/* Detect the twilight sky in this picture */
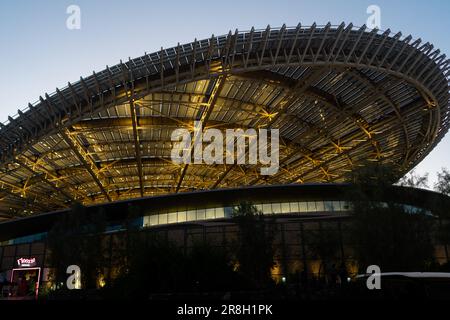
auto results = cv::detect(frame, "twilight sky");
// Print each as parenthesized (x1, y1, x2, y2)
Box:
(0, 0, 448, 187)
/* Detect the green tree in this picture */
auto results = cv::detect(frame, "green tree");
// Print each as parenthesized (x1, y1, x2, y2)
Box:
(106, 234, 186, 298)
(345, 162, 435, 272)
(105, 235, 239, 299)
(232, 202, 277, 289)
(435, 168, 450, 196)
(184, 242, 240, 293)
(306, 223, 341, 279)
(433, 167, 450, 263)
(397, 170, 429, 189)
(350, 202, 434, 271)
(47, 204, 107, 290)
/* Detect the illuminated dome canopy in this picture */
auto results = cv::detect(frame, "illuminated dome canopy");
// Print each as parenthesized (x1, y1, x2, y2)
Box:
(0, 23, 449, 219)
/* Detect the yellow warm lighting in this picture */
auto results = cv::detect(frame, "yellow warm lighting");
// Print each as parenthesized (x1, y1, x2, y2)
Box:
(97, 274, 106, 288)
(270, 262, 282, 283)
(259, 110, 278, 120)
(309, 260, 321, 277)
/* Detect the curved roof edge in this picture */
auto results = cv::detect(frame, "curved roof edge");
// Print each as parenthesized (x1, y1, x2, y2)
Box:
(0, 23, 449, 166)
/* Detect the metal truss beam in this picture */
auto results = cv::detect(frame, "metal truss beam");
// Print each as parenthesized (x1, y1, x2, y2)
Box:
(16, 154, 89, 202)
(15, 157, 74, 204)
(59, 128, 112, 202)
(176, 74, 227, 192)
(211, 68, 329, 188)
(346, 69, 411, 165)
(0, 24, 448, 216)
(244, 94, 426, 187)
(234, 69, 382, 154)
(129, 99, 144, 197)
(0, 178, 53, 213)
(274, 99, 426, 184)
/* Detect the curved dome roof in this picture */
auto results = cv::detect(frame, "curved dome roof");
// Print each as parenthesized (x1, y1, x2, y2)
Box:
(0, 23, 449, 219)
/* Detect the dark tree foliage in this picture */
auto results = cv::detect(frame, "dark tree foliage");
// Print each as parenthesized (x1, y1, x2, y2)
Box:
(232, 202, 277, 289)
(435, 168, 450, 196)
(350, 203, 434, 271)
(345, 162, 435, 272)
(104, 235, 240, 299)
(397, 170, 429, 189)
(306, 223, 342, 278)
(102, 202, 280, 298)
(121, 204, 144, 272)
(432, 168, 450, 263)
(184, 241, 242, 292)
(107, 234, 185, 298)
(47, 203, 107, 290)
(102, 204, 242, 298)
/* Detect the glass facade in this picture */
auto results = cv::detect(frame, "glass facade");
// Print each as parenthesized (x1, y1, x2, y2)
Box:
(0, 201, 431, 246)
(142, 200, 350, 228)
(0, 232, 47, 246)
(0, 195, 446, 284)
(1, 216, 447, 285)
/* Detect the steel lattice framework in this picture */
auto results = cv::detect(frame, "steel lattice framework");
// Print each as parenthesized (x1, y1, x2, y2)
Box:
(0, 23, 449, 219)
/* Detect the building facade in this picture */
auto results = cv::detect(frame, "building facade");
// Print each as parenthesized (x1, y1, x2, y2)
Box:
(0, 23, 449, 295)
(0, 184, 449, 291)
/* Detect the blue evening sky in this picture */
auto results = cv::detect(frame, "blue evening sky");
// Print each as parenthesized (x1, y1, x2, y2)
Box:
(0, 0, 448, 187)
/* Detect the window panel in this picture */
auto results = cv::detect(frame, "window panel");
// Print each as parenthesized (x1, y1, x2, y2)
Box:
(299, 202, 308, 212)
(158, 213, 168, 225)
(215, 207, 225, 218)
(315, 201, 325, 212)
(290, 202, 299, 212)
(206, 208, 215, 219)
(187, 210, 196, 221)
(307, 201, 317, 212)
(262, 203, 272, 214)
(196, 209, 206, 220)
(178, 211, 187, 222)
(150, 215, 158, 226)
(324, 201, 334, 211)
(272, 203, 282, 214)
(168, 212, 177, 224)
(332, 201, 341, 211)
(281, 202, 290, 213)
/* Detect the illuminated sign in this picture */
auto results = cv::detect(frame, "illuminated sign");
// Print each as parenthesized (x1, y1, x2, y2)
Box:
(16, 257, 36, 267)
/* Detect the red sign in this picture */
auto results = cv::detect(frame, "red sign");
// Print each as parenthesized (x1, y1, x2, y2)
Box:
(16, 257, 36, 267)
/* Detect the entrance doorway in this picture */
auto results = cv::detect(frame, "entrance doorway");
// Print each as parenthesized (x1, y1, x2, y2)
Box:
(10, 267, 41, 299)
